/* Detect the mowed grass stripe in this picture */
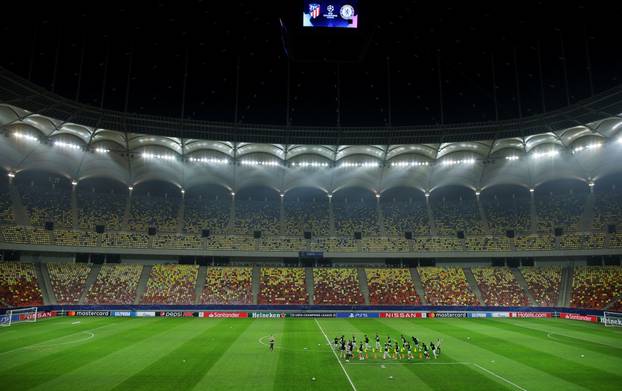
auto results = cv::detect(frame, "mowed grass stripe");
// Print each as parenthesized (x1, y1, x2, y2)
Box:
(488, 319, 622, 358)
(31, 318, 227, 391)
(391, 318, 587, 391)
(0, 318, 176, 390)
(0, 317, 123, 354)
(504, 319, 622, 349)
(0, 318, 144, 372)
(357, 318, 515, 391)
(111, 319, 253, 391)
(190, 318, 287, 391)
(438, 318, 622, 390)
(273, 319, 354, 391)
(453, 319, 622, 378)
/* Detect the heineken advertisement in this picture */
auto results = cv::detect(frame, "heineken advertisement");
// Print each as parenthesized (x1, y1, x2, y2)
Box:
(249, 312, 287, 318)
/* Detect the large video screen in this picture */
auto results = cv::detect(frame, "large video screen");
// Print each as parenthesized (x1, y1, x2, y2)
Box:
(303, 1, 359, 29)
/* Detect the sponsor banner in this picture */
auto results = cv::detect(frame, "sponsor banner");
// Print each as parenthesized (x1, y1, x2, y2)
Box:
(428, 312, 467, 318)
(602, 317, 622, 326)
(380, 312, 426, 319)
(337, 312, 380, 318)
(468, 312, 490, 318)
(113, 311, 132, 317)
(287, 312, 336, 318)
(74, 310, 110, 317)
(183, 312, 195, 317)
(135, 311, 156, 317)
(157, 311, 183, 317)
(19, 310, 57, 321)
(510, 312, 552, 318)
(560, 313, 598, 323)
(250, 312, 287, 318)
(492, 312, 510, 318)
(203, 312, 248, 318)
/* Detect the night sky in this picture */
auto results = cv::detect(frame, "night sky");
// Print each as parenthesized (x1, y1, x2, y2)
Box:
(1, 1, 619, 127)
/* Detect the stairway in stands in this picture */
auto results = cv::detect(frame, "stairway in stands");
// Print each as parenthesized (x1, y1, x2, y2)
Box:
(410, 268, 428, 305)
(580, 191, 595, 232)
(34, 262, 54, 305)
(558, 266, 574, 307)
(8, 181, 29, 225)
(305, 267, 315, 305)
(194, 265, 207, 304)
(511, 268, 536, 306)
(71, 190, 79, 230)
(252, 265, 260, 305)
(78, 264, 102, 304)
(463, 268, 485, 305)
(357, 268, 370, 305)
(134, 265, 152, 304)
(176, 197, 186, 234)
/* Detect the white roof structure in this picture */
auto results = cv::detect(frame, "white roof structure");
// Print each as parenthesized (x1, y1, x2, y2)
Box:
(1, 67, 622, 196)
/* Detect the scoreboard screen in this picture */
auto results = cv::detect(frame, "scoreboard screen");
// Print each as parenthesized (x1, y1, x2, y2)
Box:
(303, 1, 359, 28)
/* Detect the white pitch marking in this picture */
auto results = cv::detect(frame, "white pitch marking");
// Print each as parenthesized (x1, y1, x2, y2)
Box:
(345, 361, 470, 366)
(472, 363, 527, 391)
(314, 319, 357, 391)
(29, 331, 95, 349)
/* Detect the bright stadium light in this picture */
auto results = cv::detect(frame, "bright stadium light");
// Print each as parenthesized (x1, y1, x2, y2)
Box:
(532, 150, 559, 160)
(7, 172, 15, 178)
(54, 140, 82, 151)
(424, 192, 430, 198)
(13, 132, 39, 142)
(188, 157, 229, 165)
(280, 193, 284, 198)
(291, 161, 329, 168)
(391, 161, 429, 168)
(505, 155, 519, 161)
(573, 143, 602, 154)
(231, 192, 235, 196)
(240, 159, 280, 167)
(375, 193, 381, 199)
(142, 152, 176, 161)
(94, 147, 110, 154)
(327, 193, 333, 199)
(128, 186, 134, 191)
(71, 180, 78, 186)
(339, 161, 379, 168)
(475, 190, 481, 196)
(441, 158, 476, 167)
(180, 188, 185, 194)
(529, 188, 535, 193)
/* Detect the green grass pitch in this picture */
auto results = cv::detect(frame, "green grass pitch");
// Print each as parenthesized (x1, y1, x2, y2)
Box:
(0, 316, 621, 390)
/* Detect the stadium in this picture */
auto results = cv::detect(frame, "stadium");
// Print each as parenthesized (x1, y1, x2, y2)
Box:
(1, 1, 621, 390)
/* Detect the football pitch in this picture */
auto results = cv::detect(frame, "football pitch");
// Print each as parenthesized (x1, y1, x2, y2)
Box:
(1, 317, 621, 390)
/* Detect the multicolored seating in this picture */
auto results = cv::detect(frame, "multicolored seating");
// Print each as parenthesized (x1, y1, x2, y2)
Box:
(382, 199, 430, 236)
(18, 175, 73, 228)
(258, 267, 308, 304)
(85, 264, 143, 304)
(48, 263, 92, 304)
(128, 194, 180, 233)
(520, 267, 561, 306)
(570, 266, 622, 309)
(333, 198, 379, 236)
(535, 190, 587, 233)
(313, 268, 364, 305)
(471, 267, 529, 306)
(200, 267, 253, 304)
(417, 267, 478, 305)
(283, 196, 330, 237)
(366, 268, 420, 305)
(0, 262, 43, 308)
(482, 191, 531, 235)
(431, 195, 485, 236)
(231, 198, 280, 236)
(184, 194, 230, 235)
(77, 189, 126, 231)
(142, 264, 198, 304)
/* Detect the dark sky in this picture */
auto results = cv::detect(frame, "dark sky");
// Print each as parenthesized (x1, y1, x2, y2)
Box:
(1, 1, 619, 127)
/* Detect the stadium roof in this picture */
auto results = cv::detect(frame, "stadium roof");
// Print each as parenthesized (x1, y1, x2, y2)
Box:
(1, 67, 622, 194)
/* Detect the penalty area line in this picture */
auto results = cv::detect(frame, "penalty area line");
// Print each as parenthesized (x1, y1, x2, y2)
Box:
(314, 319, 357, 391)
(472, 363, 527, 391)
